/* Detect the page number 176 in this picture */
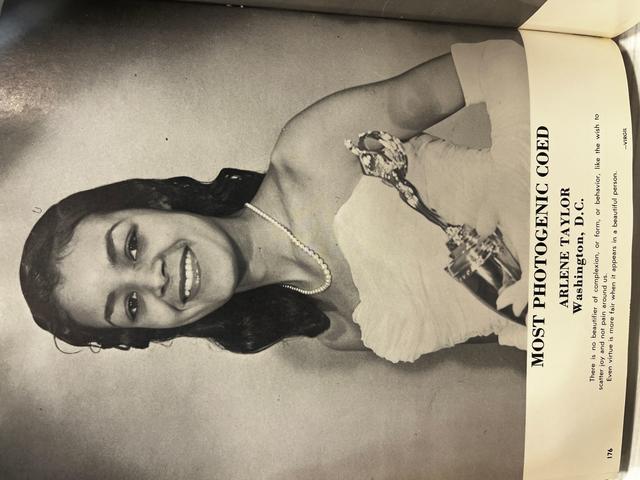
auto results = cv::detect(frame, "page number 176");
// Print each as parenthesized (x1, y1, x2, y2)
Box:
(606, 448, 614, 459)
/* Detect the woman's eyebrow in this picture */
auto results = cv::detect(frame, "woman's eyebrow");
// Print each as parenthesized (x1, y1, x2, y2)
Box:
(104, 291, 116, 326)
(103, 219, 123, 327)
(105, 220, 123, 266)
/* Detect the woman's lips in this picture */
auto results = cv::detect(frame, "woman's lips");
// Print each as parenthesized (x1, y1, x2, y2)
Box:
(179, 245, 201, 304)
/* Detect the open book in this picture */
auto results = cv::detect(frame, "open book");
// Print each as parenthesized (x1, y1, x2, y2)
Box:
(1, 0, 638, 479)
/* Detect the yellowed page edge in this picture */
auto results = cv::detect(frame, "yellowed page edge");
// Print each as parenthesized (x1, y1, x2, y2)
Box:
(521, 0, 640, 39)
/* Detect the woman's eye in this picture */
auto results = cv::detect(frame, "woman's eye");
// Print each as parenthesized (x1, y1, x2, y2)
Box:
(126, 292, 139, 322)
(126, 228, 138, 261)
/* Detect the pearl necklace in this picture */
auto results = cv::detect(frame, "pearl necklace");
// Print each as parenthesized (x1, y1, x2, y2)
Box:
(244, 202, 332, 295)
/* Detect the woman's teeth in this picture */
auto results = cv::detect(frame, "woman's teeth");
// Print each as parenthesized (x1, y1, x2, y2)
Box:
(180, 246, 201, 304)
(184, 252, 194, 299)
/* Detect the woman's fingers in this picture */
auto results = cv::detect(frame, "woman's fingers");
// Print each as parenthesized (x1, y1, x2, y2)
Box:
(496, 279, 528, 318)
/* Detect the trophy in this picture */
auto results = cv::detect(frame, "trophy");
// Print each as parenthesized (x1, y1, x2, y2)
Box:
(345, 131, 526, 325)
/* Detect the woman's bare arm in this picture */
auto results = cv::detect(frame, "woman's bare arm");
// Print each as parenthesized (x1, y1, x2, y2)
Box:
(274, 53, 464, 165)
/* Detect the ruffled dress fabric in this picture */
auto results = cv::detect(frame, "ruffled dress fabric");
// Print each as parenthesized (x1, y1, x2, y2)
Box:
(333, 40, 529, 363)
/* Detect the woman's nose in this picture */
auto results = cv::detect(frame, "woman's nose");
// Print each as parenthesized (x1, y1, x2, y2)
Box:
(126, 258, 167, 297)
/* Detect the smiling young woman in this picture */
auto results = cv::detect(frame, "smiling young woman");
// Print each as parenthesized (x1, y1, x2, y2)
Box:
(20, 39, 530, 363)
(21, 170, 333, 353)
(55, 209, 237, 330)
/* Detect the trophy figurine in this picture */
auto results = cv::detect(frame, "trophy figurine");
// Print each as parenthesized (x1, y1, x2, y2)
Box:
(345, 130, 526, 325)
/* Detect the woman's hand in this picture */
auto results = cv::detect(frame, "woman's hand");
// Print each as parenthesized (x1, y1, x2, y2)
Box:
(497, 278, 528, 318)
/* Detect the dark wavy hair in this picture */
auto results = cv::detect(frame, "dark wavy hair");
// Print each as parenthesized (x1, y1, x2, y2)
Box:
(20, 168, 330, 353)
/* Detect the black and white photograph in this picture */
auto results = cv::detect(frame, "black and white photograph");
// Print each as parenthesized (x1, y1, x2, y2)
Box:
(16, 0, 640, 478)
(6, 0, 639, 478)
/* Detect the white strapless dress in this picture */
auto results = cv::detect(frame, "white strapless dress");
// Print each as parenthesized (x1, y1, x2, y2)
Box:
(333, 40, 529, 363)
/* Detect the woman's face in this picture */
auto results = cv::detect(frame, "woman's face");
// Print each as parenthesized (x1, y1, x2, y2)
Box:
(55, 209, 239, 330)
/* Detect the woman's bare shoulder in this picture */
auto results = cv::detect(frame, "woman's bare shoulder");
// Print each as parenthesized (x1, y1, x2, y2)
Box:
(272, 113, 341, 165)
(269, 116, 363, 198)
(270, 107, 312, 158)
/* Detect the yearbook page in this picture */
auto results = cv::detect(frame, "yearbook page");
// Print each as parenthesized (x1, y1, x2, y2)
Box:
(521, 30, 633, 480)
(0, 1, 636, 479)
